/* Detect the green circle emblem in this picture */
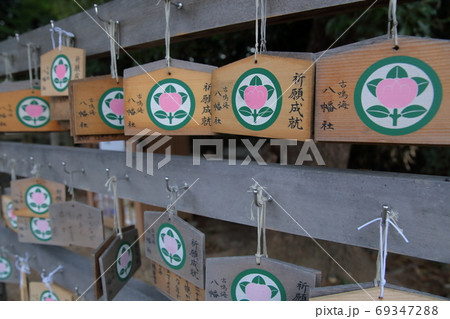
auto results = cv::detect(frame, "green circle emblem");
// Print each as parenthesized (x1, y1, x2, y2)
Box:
(98, 87, 124, 129)
(230, 268, 286, 301)
(51, 54, 72, 92)
(157, 223, 186, 270)
(16, 96, 50, 128)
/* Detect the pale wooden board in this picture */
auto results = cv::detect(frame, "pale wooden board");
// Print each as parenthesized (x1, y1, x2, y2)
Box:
(0, 253, 20, 284)
(11, 178, 66, 218)
(17, 216, 66, 246)
(92, 232, 116, 299)
(49, 201, 105, 248)
(29, 282, 74, 301)
(1, 195, 17, 232)
(124, 59, 215, 135)
(98, 227, 141, 301)
(40, 46, 86, 96)
(147, 261, 205, 301)
(0, 89, 63, 132)
(144, 211, 205, 289)
(0, 80, 30, 93)
(315, 36, 450, 144)
(70, 75, 124, 135)
(311, 286, 444, 301)
(49, 96, 70, 121)
(206, 256, 320, 301)
(211, 53, 314, 140)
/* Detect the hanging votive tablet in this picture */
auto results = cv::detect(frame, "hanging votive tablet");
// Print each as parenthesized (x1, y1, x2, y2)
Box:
(206, 256, 320, 301)
(124, 59, 216, 135)
(211, 52, 315, 140)
(0, 83, 63, 132)
(315, 36, 450, 144)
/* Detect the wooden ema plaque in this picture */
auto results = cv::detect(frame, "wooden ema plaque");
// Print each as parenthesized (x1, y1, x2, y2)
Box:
(50, 96, 70, 120)
(206, 256, 321, 301)
(29, 282, 74, 301)
(315, 36, 450, 144)
(11, 177, 66, 218)
(0, 88, 63, 132)
(98, 226, 141, 301)
(0, 252, 20, 284)
(144, 211, 205, 289)
(17, 216, 64, 246)
(1, 194, 18, 232)
(211, 53, 314, 140)
(92, 232, 116, 299)
(49, 201, 105, 248)
(69, 76, 125, 136)
(40, 46, 86, 96)
(124, 59, 216, 135)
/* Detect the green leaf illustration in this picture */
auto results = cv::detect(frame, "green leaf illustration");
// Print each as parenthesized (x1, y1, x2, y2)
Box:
(265, 85, 274, 100)
(412, 77, 429, 96)
(154, 110, 168, 119)
(161, 248, 169, 257)
(36, 188, 42, 193)
(239, 281, 250, 293)
(58, 59, 63, 65)
(367, 78, 382, 97)
(63, 77, 68, 83)
(54, 66, 58, 72)
(115, 92, 124, 99)
(239, 85, 248, 100)
(41, 204, 48, 209)
(105, 99, 112, 107)
(173, 110, 187, 119)
(31, 100, 38, 105)
(401, 105, 427, 118)
(23, 116, 32, 121)
(45, 230, 51, 235)
(366, 105, 390, 118)
(22, 105, 27, 111)
(30, 203, 37, 208)
(179, 92, 188, 104)
(161, 233, 166, 241)
(54, 78, 60, 84)
(35, 229, 41, 234)
(240, 299, 250, 301)
(153, 93, 162, 104)
(106, 113, 118, 120)
(268, 285, 279, 298)
(176, 239, 181, 250)
(258, 107, 273, 118)
(238, 106, 252, 117)
(252, 275, 265, 285)
(165, 85, 176, 93)
(250, 75, 263, 86)
(38, 116, 47, 121)
(120, 269, 125, 275)
(386, 66, 408, 79)
(172, 254, 181, 262)
(166, 229, 174, 238)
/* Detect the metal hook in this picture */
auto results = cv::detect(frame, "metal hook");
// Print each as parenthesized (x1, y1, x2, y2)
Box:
(171, 1, 183, 9)
(50, 20, 55, 30)
(105, 168, 129, 181)
(62, 162, 85, 175)
(94, 4, 120, 25)
(15, 33, 27, 48)
(381, 204, 389, 225)
(165, 176, 188, 194)
(253, 189, 272, 207)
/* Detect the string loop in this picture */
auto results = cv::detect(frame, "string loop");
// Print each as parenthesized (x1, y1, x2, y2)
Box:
(50, 26, 75, 51)
(165, 0, 172, 74)
(15, 253, 30, 288)
(249, 184, 270, 265)
(41, 265, 63, 295)
(388, 0, 399, 49)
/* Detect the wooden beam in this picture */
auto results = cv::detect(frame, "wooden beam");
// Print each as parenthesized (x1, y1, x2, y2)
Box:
(0, 0, 390, 77)
(0, 141, 448, 264)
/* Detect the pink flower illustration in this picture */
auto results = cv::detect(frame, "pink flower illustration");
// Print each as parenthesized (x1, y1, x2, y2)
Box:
(376, 78, 418, 109)
(36, 219, 50, 233)
(245, 283, 272, 301)
(159, 93, 182, 113)
(163, 235, 178, 255)
(244, 86, 268, 110)
(110, 98, 124, 116)
(31, 192, 46, 205)
(25, 104, 44, 118)
(120, 250, 131, 267)
(8, 207, 17, 222)
(55, 64, 67, 80)
(44, 297, 56, 301)
(0, 263, 7, 272)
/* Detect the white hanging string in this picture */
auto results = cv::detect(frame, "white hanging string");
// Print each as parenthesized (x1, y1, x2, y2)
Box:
(260, 0, 267, 53)
(358, 208, 408, 298)
(167, 188, 177, 218)
(1, 53, 13, 82)
(26, 43, 40, 88)
(14, 253, 30, 289)
(254, 0, 260, 61)
(41, 265, 63, 295)
(50, 26, 75, 51)
(68, 171, 75, 202)
(165, 0, 172, 73)
(249, 184, 269, 265)
(388, 0, 399, 48)
(105, 176, 123, 239)
(8, 159, 16, 181)
(31, 163, 40, 178)
(105, 20, 119, 83)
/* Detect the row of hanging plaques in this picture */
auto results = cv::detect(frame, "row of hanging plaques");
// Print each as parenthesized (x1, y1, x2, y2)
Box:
(1, 35, 449, 144)
(0, 175, 321, 301)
